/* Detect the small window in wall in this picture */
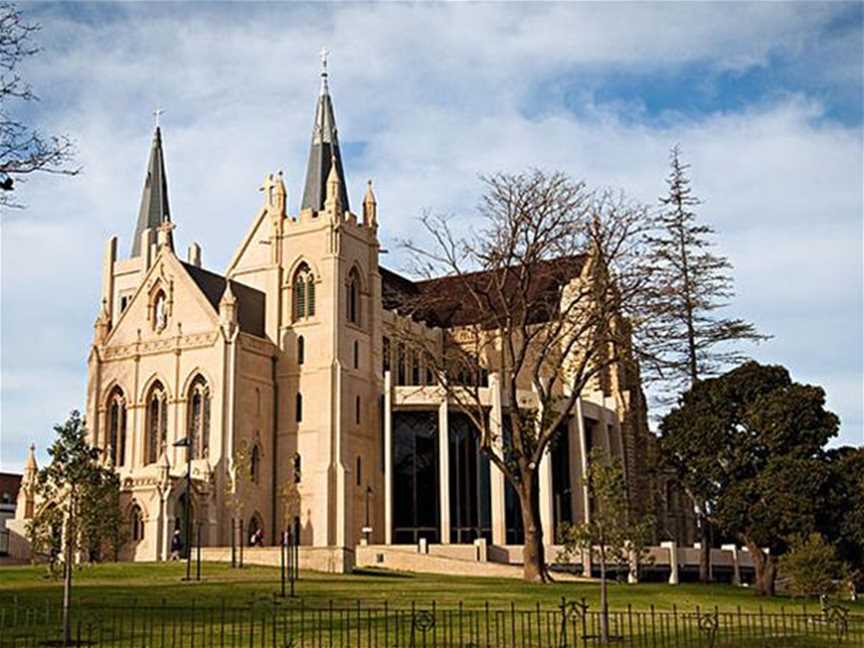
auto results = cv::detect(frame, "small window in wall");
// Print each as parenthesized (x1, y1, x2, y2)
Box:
(120, 294, 131, 313)
(356, 456, 362, 486)
(250, 445, 261, 484)
(353, 340, 359, 370)
(297, 336, 305, 365)
(295, 393, 303, 422)
(355, 395, 361, 425)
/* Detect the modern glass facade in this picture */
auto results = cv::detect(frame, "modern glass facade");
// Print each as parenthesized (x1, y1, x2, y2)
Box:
(392, 411, 440, 543)
(448, 413, 491, 543)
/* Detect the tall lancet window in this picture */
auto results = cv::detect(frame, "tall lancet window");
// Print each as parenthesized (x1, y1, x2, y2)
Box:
(347, 268, 360, 325)
(107, 387, 127, 467)
(293, 264, 316, 320)
(187, 376, 211, 459)
(146, 381, 168, 465)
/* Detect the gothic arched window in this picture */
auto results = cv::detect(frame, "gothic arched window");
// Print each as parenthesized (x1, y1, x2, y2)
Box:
(146, 381, 168, 465)
(107, 387, 127, 467)
(130, 504, 144, 541)
(347, 268, 361, 325)
(250, 445, 261, 484)
(297, 336, 305, 365)
(292, 264, 316, 321)
(295, 393, 303, 423)
(187, 376, 210, 460)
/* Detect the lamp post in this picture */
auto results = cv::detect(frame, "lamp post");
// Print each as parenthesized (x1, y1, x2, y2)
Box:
(173, 436, 192, 581)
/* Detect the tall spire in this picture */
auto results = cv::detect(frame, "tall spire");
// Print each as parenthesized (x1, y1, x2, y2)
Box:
(130, 123, 171, 257)
(300, 50, 350, 213)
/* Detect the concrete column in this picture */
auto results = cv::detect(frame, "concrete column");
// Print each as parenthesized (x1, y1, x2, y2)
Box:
(662, 540, 679, 584)
(384, 370, 393, 545)
(567, 415, 583, 523)
(627, 543, 639, 584)
(575, 398, 590, 525)
(489, 373, 506, 545)
(533, 381, 554, 546)
(722, 543, 741, 586)
(438, 399, 450, 544)
(538, 450, 554, 545)
(474, 537, 488, 562)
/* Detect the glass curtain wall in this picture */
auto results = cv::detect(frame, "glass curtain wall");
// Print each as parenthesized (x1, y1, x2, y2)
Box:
(448, 413, 491, 543)
(393, 411, 440, 543)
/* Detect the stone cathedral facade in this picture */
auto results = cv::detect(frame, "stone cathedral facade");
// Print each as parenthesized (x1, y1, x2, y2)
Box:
(14, 64, 690, 565)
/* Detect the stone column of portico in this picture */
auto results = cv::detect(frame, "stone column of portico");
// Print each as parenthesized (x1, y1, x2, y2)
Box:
(489, 372, 506, 546)
(384, 370, 393, 545)
(534, 383, 555, 547)
(538, 452, 555, 545)
(575, 398, 592, 575)
(438, 397, 451, 544)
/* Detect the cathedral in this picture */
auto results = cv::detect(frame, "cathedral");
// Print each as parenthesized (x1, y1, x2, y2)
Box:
(12, 61, 686, 566)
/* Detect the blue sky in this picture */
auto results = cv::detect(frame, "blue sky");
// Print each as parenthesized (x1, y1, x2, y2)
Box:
(1, 2, 862, 472)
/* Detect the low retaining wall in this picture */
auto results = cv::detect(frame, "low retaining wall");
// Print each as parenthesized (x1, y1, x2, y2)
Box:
(356, 544, 525, 578)
(199, 546, 355, 574)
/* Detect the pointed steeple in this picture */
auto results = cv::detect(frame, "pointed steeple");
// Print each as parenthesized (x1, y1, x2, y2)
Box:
(130, 125, 171, 257)
(301, 50, 350, 213)
(363, 179, 377, 228)
(24, 443, 38, 480)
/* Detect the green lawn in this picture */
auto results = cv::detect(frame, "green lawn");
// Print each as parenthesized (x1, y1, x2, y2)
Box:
(0, 563, 861, 647)
(0, 561, 860, 614)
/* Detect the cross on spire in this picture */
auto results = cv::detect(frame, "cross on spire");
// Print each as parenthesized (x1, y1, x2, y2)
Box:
(319, 47, 330, 95)
(153, 107, 165, 128)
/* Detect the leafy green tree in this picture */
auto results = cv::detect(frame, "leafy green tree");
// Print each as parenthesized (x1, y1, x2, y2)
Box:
(659, 362, 838, 596)
(27, 411, 123, 644)
(641, 146, 767, 582)
(558, 449, 654, 642)
(822, 447, 864, 572)
(780, 533, 846, 598)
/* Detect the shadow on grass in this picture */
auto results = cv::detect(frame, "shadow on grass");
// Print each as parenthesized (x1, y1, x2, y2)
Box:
(351, 568, 414, 579)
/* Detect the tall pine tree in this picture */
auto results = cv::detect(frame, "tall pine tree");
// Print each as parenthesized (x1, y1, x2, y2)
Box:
(641, 145, 767, 582)
(641, 145, 765, 392)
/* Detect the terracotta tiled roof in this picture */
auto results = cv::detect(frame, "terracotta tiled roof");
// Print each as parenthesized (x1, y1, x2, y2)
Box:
(381, 255, 586, 328)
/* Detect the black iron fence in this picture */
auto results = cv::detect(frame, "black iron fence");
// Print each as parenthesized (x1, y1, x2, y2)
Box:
(0, 597, 861, 647)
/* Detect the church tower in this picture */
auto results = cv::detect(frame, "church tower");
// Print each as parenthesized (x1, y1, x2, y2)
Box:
(227, 53, 384, 549)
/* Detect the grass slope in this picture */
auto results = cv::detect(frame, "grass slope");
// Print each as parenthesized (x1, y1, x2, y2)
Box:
(1, 562, 860, 614)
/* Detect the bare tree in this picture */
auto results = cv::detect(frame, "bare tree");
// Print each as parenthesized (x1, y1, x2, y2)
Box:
(639, 145, 767, 583)
(0, 2, 78, 207)
(392, 170, 656, 582)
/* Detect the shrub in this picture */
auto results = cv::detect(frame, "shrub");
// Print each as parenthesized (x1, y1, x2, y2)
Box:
(779, 533, 846, 597)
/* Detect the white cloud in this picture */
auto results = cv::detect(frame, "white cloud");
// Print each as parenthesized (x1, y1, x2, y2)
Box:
(1, 2, 861, 471)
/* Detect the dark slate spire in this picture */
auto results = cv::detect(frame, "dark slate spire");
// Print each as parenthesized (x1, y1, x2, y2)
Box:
(300, 51, 350, 212)
(130, 125, 171, 257)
